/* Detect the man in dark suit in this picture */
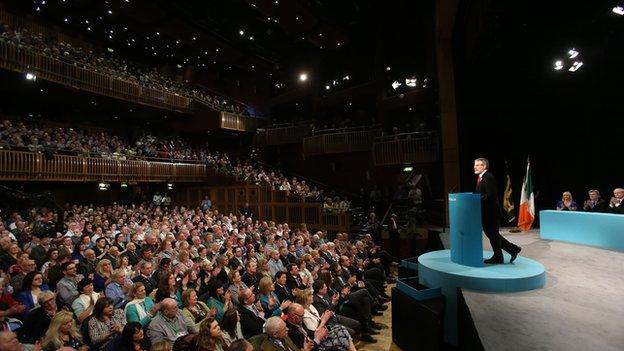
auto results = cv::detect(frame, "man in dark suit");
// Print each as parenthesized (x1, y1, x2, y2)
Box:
(237, 288, 266, 339)
(583, 189, 608, 212)
(609, 188, 624, 214)
(474, 158, 521, 264)
(312, 280, 368, 341)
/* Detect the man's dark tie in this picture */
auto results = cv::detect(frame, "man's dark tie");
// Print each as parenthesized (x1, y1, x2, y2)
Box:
(476, 176, 481, 187)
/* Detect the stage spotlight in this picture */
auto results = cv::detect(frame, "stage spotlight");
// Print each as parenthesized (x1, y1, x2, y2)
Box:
(613, 6, 624, 15)
(569, 61, 583, 72)
(405, 78, 417, 87)
(568, 48, 579, 59)
(25, 73, 37, 81)
(391, 81, 402, 90)
(299, 73, 308, 82)
(167, 183, 174, 190)
(554, 60, 563, 70)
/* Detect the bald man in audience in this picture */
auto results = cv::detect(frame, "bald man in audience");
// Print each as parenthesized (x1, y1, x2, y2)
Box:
(609, 188, 624, 214)
(147, 298, 198, 344)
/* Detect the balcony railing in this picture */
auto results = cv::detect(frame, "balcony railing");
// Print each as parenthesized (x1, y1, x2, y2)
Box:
(0, 150, 209, 182)
(219, 112, 258, 132)
(372, 132, 439, 165)
(0, 38, 193, 113)
(176, 184, 352, 233)
(254, 123, 312, 147)
(302, 129, 382, 157)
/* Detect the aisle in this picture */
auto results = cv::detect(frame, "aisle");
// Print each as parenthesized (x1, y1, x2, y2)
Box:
(358, 283, 402, 351)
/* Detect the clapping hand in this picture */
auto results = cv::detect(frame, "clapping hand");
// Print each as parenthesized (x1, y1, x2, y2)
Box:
(321, 310, 333, 323)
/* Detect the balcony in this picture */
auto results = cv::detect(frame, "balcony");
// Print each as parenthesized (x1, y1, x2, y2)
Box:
(0, 149, 209, 182)
(302, 127, 382, 157)
(254, 122, 312, 147)
(372, 132, 439, 165)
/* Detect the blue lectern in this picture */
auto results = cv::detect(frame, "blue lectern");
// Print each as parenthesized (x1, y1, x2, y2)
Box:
(448, 193, 483, 267)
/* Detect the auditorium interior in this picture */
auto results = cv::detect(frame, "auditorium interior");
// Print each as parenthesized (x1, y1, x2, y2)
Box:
(0, 0, 623, 350)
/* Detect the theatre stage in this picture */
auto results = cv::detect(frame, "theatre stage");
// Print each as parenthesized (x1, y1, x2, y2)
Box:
(460, 229, 624, 351)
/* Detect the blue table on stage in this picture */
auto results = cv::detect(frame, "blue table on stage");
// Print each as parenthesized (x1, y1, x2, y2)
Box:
(540, 210, 624, 251)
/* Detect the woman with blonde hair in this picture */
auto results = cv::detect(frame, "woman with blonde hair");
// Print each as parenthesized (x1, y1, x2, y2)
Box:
(93, 259, 113, 292)
(42, 310, 86, 351)
(258, 276, 291, 319)
(197, 316, 225, 351)
(556, 191, 578, 211)
(257, 258, 271, 279)
(125, 282, 159, 326)
(181, 288, 213, 329)
(294, 289, 356, 351)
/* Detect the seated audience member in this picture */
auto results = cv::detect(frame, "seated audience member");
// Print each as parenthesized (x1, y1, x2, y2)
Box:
(259, 316, 305, 351)
(294, 290, 357, 351)
(105, 269, 131, 308)
(19, 291, 57, 344)
(258, 276, 291, 319)
(206, 280, 232, 322)
(93, 259, 113, 292)
(15, 271, 49, 314)
(273, 271, 293, 303)
(78, 249, 97, 278)
(609, 188, 624, 214)
(87, 297, 127, 347)
(132, 261, 157, 295)
(181, 289, 212, 329)
(71, 278, 99, 323)
(0, 303, 22, 332)
(0, 331, 24, 351)
(228, 339, 254, 351)
(219, 307, 244, 347)
(227, 269, 249, 307)
(197, 316, 226, 351)
(583, 189, 607, 212)
(312, 279, 363, 340)
(56, 261, 82, 306)
(125, 282, 159, 327)
(147, 298, 198, 345)
(237, 288, 266, 339)
(103, 321, 150, 351)
(41, 310, 86, 351)
(556, 191, 578, 211)
(154, 272, 182, 306)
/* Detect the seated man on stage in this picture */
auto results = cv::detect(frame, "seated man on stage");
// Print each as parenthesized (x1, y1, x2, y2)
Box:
(474, 158, 522, 264)
(609, 188, 624, 214)
(583, 189, 607, 212)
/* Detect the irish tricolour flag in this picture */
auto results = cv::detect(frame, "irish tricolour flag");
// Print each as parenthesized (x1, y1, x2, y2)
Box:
(517, 158, 535, 231)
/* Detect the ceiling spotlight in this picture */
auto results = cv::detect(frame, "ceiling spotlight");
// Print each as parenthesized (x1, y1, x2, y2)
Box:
(422, 78, 428, 88)
(337, 42, 341, 46)
(554, 60, 564, 70)
(343, 75, 350, 81)
(107, 9, 113, 14)
(569, 61, 583, 72)
(239, 29, 245, 36)
(295, 16, 300, 21)
(63, 18, 69, 23)
(613, 6, 624, 15)
(251, 3, 257, 8)
(25, 73, 37, 81)
(87, 27, 91, 31)
(167, 183, 174, 190)
(391, 81, 402, 90)
(98, 182, 110, 191)
(405, 78, 417, 87)
(299, 73, 308, 82)
(385, 66, 391, 71)
(192, 36, 197, 40)
(120, 182, 128, 188)
(325, 85, 330, 90)
(568, 48, 579, 59)
(249, 36, 254, 40)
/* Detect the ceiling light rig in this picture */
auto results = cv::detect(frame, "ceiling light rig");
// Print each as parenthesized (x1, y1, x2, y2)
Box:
(553, 48, 583, 72)
(613, 6, 624, 15)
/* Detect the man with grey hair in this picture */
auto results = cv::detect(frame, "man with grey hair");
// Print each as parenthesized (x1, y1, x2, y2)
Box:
(147, 298, 198, 344)
(268, 250, 285, 278)
(260, 316, 302, 351)
(474, 157, 521, 264)
(583, 189, 607, 212)
(609, 187, 624, 214)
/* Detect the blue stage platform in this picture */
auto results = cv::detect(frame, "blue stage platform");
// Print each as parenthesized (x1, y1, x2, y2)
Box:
(540, 210, 624, 251)
(415, 249, 546, 345)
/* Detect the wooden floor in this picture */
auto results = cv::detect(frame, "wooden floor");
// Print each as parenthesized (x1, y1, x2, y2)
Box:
(357, 283, 402, 351)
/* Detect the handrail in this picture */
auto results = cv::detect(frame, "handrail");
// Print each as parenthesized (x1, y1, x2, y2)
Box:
(303, 129, 382, 157)
(372, 135, 439, 165)
(374, 131, 437, 142)
(0, 150, 208, 182)
(311, 124, 382, 136)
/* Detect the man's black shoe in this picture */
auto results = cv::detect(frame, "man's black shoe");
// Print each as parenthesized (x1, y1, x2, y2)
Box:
(510, 247, 522, 263)
(378, 296, 390, 303)
(360, 334, 378, 343)
(375, 304, 388, 311)
(370, 321, 383, 329)
(484, 256, 504, 264)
